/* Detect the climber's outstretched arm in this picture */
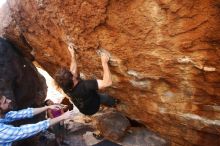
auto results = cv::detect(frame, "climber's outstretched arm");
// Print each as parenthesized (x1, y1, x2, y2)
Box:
(68, 45, 79, 78)
(97, 53, 112, 89)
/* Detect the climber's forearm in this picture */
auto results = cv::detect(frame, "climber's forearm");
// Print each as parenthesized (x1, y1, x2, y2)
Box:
(102, 62, 112, 87)
(70, 54, 78, 77)
(69, 48, 79, 78)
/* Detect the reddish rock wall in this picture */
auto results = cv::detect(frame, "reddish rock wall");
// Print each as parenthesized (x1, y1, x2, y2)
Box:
(1, 0, 220, 145)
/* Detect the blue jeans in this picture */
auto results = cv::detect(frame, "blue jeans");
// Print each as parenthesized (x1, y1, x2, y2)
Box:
(98, 93, 116, 107)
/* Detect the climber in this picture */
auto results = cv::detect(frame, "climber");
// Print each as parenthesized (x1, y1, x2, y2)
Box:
(0, 95, 74, 146)
(54, 45, 119, 116)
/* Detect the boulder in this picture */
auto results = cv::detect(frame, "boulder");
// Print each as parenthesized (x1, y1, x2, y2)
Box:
(0, 37, 46, 109)
(94, 111, 130, 141)
(1, 0, 220, 145)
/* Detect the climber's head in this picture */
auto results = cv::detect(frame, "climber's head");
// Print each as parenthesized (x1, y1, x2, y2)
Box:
(44, 99, 54, 106)
(55, 68, 73, 91)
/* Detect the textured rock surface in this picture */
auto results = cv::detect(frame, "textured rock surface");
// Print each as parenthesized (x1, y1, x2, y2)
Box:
(0, 37, 47, 146)
(121, 127, 167, 146)
(1, 0, 220, 145)
(94, 110, 131, 141)
(0, 38, 46, 109)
